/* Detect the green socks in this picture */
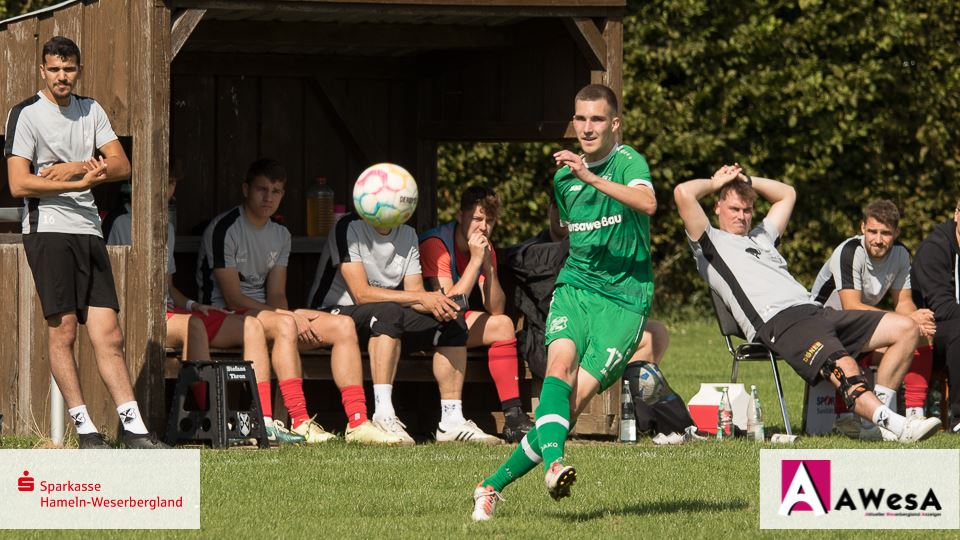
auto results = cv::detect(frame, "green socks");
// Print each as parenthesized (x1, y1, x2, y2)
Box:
(535, 376, 573, 470)
(482, 428, 542, 492)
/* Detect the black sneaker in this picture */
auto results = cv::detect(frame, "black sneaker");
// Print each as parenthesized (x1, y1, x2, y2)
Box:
(78, 432, 112, 449)
(122, 431, 172, 449)
(502, 407, 534, 443)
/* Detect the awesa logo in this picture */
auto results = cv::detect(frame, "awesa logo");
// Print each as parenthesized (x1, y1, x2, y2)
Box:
(779, 459, 943, 516)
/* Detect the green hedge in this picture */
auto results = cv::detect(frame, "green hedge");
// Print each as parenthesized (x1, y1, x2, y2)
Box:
(438, 0, 960, 316)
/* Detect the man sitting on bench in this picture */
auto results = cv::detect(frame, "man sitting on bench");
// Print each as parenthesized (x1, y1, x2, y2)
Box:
(419, 185, 533, 442)
(197, 158, 397, 445)
(308, 208, 501, 445)
(674, 163, 940, 442)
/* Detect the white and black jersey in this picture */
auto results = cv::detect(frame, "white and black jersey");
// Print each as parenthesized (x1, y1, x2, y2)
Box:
(688, 219, 814, 342)
(3, 92, 118, 236)
(196, 206, 291, 307)
(810, 236, 911, 309)
(308, 214, 421, 309)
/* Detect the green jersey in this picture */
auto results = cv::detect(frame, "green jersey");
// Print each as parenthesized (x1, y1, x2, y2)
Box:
(553, 144, 654, 313)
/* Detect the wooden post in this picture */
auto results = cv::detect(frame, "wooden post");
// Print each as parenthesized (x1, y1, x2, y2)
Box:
(591, 17, 623, 106)
(126, 0, 171, 430)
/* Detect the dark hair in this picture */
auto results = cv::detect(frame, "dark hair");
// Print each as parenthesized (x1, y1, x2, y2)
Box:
(863, 199, 900, 230)
(42, 36, 81, 64)
(575, 84, 619, 116)
(459, 185, 501, 220)
(244, 158, 286, 184)
(718, 180, 757, 206)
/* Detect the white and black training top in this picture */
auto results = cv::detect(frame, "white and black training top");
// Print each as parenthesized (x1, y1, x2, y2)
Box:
(308, 215, 421, 309)
(196, 206, 291, 308)
(809, 235, 911, 309)
(688, 219, 815, 342)
(3, 92, 118, 236)
(106, 204, 176, 308)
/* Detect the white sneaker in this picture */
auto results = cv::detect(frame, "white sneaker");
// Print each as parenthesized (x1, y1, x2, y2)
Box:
(292, 417, 338, 444)
(471, 484, 504, 522)
(880, 416, 942, 443)
(653, 426, 708, 445)
(544, 461, 576, 501)
(436, 419, 503, 445)
(373, 415, 416, 446)
(345, 420, 404, 445)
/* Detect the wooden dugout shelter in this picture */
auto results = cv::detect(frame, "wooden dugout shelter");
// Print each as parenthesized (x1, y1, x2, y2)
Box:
(0, 0, 625, 438)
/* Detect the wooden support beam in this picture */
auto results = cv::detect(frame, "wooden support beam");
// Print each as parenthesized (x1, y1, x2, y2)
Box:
(591, 17, 622, 138)
(307, 78, 386, 165)
(173, 52, 415, 78)
(171, 8, 206, 59)
(185, 20, 511, 54)
(127, 0, 171, 431)
(564, 17, 606, 71)
(170, 0, 623, 19)
(420, 120, 575, 142)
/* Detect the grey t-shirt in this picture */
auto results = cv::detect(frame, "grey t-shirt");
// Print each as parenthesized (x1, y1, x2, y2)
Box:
(311, 218, 421, 309)
(689, 219, 814, 342)
(196, 206, 291, 308)
(107, 204, 176, 307)
(810, 235, 911, 309)
(3, 92, 118, 236)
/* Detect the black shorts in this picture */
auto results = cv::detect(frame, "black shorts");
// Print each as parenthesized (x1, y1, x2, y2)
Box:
(23, 233, 120, 323)
(755, 304, 885, 384)
(327, 301, 468, 350)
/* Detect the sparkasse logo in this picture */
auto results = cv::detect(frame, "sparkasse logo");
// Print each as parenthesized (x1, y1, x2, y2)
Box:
(18, 470, 34, 492)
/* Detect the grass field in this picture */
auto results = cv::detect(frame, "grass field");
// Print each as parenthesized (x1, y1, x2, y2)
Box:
(3, 319, 959, 538)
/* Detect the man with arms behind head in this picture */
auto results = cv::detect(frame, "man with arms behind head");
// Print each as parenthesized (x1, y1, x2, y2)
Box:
(4, 36, 166, 448)
(674, 164, 940, 445)
(472, 84, 656, 521)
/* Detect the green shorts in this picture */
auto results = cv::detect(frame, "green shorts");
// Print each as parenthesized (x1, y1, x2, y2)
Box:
(544, 284, 650, 392)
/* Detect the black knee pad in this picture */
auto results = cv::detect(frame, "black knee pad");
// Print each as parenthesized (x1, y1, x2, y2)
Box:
(820, 356, 869, 409)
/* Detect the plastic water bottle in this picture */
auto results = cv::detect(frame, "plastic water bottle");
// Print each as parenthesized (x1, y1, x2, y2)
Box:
(306, 176, 334, 237)
(619, 379, 637, 443)
(747, 385, 764, 442)
(717, 386, 733, 440)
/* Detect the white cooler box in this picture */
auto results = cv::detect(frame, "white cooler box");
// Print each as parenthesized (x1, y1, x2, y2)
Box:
(687, 383, 749, 435)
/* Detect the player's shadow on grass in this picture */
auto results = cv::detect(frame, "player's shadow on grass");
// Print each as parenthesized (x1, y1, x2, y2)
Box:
(560, 498, 749, 521)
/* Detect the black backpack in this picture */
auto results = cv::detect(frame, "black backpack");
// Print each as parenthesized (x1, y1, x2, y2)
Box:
(506, 232, 569, 379)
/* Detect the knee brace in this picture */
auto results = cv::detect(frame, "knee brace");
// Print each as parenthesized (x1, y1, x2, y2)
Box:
(820, 357, 869, 409)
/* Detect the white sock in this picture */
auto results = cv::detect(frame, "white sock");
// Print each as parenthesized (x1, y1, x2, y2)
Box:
(439, 399, 466, 430)
(373, 384, 395, 419)
(116, 401, 148, 434)
(874, 385, 897, 411)
(906, 406, 924, 418)
(264, 416, 273, 426)
(872, 405, 906, 436)
(68, 405, 97, 435)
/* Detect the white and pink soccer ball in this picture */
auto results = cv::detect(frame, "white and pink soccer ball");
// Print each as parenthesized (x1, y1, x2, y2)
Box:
(352, 163, 419, 228)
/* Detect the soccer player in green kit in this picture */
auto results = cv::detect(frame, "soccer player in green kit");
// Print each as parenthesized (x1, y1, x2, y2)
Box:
(471, 84, 656, 521)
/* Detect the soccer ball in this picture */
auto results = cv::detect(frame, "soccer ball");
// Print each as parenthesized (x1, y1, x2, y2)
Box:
(352, 163, 419, 228)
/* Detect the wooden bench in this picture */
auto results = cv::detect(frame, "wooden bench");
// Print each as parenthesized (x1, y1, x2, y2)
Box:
(163, 343, 619, 437)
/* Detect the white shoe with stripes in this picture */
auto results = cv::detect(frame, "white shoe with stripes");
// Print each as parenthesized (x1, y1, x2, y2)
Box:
(436, 419, 503, 445)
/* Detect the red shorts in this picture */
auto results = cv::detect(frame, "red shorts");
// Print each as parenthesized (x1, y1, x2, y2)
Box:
(166, 308, 230, 341)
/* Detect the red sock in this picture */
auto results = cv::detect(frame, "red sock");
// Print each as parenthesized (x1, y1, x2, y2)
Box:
(488, 339, 520, 404)
(340, 385, 368, 428)
(904, 345, 933, 409)
(279, 378, 309, 428)
(257, 381, 273, 419)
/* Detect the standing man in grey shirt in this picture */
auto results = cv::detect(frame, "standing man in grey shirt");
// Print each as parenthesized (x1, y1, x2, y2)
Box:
(3, 36, 167, 449)
(674, 163, 940, 442)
